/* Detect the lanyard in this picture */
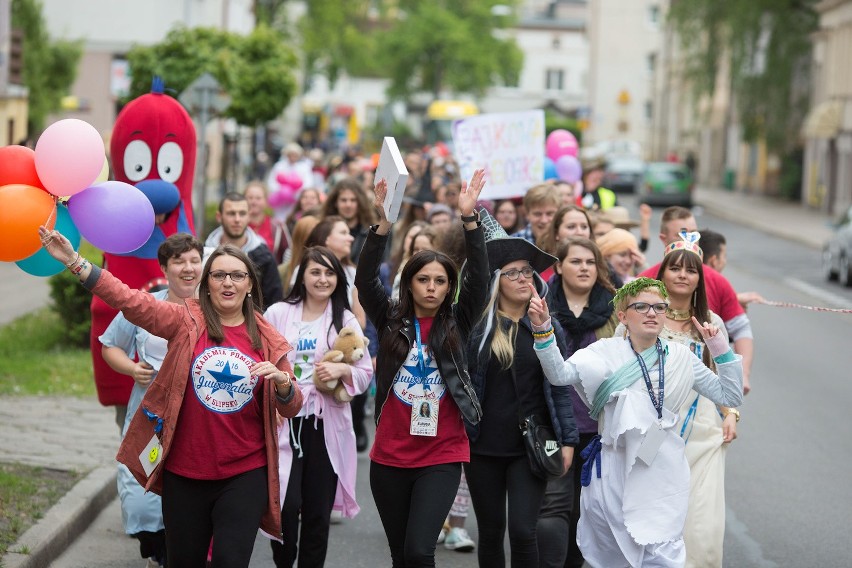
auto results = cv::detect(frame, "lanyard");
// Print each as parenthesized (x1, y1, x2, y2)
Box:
(413, 318, 430, 381)
(630, 338, 665, 420)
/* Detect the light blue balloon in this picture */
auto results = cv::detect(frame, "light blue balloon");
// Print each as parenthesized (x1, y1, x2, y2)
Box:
(544, 157, 558, 180)
(16, 205, 81, 277)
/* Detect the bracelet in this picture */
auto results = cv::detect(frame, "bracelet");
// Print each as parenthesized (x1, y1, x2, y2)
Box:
(725, 408, 741, 422)
(532, 328, 554, 339)
(69, 258, 90, 277)
(460, 210, 480, 224)
(64, 252, 81, 269)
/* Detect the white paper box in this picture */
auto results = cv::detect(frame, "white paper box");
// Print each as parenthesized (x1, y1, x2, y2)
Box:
(374, 137, 409, 223)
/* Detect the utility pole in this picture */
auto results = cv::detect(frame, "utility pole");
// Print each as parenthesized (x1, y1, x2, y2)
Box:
(179, 73, 230, 237)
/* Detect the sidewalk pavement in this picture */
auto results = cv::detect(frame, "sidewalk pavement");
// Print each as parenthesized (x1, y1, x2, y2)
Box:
(694, 185, 835, 251)
(0, 185, 837, 568)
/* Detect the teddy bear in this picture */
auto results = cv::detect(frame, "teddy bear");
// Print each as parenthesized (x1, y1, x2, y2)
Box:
(313, 327, 369, 403)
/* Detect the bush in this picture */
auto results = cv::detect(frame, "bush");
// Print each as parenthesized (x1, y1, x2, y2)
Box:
(46, 242, 102, 348)
(47, 270, 92, 348)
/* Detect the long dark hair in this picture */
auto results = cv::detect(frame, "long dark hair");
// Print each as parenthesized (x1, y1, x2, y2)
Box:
(321, 177, 376, 226)
(285, 246, 351, 341)
(199, 244, 263, 349)
(657, 249, 712, 367)
(385, 249, 462, 361)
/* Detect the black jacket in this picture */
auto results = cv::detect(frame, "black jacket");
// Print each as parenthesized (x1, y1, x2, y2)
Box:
(466, 309, 579, 448)
(355, 224, 489, 425)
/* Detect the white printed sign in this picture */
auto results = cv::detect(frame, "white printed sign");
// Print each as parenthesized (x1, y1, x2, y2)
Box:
(452, 110, 546, 199)
(374, 137, 409, 223)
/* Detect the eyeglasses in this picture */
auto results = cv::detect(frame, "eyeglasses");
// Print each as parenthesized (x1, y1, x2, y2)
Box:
(500, 266, 535, 281)
(209, 270, 249, 283)
(626, 301, 668, 315)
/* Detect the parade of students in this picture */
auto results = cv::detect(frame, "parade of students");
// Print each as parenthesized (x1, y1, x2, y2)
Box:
(264, 246, 373, 567)
(38, 225, 303, 568)
(464, 212, 577, 567)
(355, 170, 488, 567)
(527, 276, 743, 567)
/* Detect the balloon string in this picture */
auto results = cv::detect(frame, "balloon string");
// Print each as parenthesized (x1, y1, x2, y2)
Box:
(44, 195, 59, 229)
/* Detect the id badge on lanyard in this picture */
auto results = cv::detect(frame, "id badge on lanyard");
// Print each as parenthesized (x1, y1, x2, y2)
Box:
(410, 318, 439, 437)
(631, 338, 666, 466)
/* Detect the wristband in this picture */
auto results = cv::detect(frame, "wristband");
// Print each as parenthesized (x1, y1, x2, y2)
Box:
(460, 210, 480, 224)
(69, 258, 90, 277)
(64, 253, 81, 269)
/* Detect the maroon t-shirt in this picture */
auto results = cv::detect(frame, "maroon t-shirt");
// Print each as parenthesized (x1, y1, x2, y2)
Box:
(166, 324, 267, 480)
(371, 317, 470, 467)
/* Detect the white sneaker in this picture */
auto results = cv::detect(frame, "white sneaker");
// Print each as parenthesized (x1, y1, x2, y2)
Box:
(436, 527, 447, 545)
(145, 559, 162, 568)
(443, 527, 475, 552)
(330, 509, 344, 525)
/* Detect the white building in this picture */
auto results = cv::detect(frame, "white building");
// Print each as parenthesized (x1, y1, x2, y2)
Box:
(40, 0, 255, 136)
(585, 0, 665, 158)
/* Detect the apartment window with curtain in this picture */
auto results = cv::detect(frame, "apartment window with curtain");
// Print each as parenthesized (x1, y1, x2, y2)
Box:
(546, 69, 565, 90)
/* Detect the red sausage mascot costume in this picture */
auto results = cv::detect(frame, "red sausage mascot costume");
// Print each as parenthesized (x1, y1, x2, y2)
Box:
(91, 77, 196, 417)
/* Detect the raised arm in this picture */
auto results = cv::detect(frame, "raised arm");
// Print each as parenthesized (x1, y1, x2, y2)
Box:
(39, 225, 181, 338)
(690, 316, 744, 407)
(528, 284, 580, 386)
(354, 179, 393, 330)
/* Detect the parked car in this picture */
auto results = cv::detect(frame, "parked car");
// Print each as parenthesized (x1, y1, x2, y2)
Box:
(637, 162, 694, 207)
(603, 155, 645, 193)
(822, 204, 852, 286)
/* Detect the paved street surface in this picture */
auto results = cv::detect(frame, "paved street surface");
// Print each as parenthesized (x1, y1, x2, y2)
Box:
(0, 262, 51, 324)
(4, 190, 852, 567)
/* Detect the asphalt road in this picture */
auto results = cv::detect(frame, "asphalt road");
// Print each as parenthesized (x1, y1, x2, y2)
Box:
(48, 199, 852, 567)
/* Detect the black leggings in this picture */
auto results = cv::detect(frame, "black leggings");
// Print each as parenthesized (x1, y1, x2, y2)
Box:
(464, 454, 547, 568)
(537, 431, 596, 568)
(162, 466, 267, 568)
(271, 416, 339, 568)
(370, 461, 462, 568)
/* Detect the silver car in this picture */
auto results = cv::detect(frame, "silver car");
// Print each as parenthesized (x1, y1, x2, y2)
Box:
(822, 204, 852, 286)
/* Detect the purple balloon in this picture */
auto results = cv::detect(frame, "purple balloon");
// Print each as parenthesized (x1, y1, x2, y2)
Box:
(555, 155, 582, 184)
(67, 181, 155, 253)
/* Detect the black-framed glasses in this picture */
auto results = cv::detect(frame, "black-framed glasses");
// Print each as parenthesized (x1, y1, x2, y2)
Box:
(209, 270, 249, 283)
(500, 266, 535, 281)
(626, 301, 668, 314)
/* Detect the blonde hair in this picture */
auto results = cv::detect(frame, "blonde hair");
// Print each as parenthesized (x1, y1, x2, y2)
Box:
(523, 182, 561, 211)
(482, 281, 518, 369)
(280, 215, 320, 292)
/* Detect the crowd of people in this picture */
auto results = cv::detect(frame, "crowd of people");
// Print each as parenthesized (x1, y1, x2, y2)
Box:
(36, 140, 751, 568)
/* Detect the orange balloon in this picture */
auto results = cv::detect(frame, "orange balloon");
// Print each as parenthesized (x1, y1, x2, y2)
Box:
(0, 184, 57, 261)
(0, 145, 47, 190)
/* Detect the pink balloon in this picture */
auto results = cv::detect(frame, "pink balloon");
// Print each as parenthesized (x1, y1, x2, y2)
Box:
(545, 129, 579, 161)
(35, 119, 105, 197)
(276, 171, 304, 191)
(555, 155, 582, 184)
(67, 181, 155, 254)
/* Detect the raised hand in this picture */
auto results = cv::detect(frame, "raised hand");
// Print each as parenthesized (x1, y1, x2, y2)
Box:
(373, 178, 389, 222)
(527, 283, 552, 329)
(458, 168, 486, 216)
(38, 225, 76, 265)
(690, 316, 719, 341)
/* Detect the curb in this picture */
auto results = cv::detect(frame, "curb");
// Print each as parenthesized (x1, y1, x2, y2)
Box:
(1, 467, 117, 568)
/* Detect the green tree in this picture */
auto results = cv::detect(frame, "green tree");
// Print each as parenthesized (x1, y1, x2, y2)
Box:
(126, 25, 297, 126)
(296, 0, 523, 100)
(11, 0, 83, 133)
(668, 0, 818, 153)
(297, 0, 384, 87)
(382, 0, 523, 99)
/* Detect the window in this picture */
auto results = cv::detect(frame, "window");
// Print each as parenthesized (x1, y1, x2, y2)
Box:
(546, 69, 565, 90)
(647, 53, 657, 73)
(645, 100, 653, 120)
(648, 4, 660, 27)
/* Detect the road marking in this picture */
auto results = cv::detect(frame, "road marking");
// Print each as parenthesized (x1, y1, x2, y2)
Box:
(726, 507, 778, 567)
(784, 278, 852, 310)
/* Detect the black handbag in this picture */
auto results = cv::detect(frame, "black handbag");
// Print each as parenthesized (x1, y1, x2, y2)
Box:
(509, 340, 563, 480)
(519, 414, 564, 480)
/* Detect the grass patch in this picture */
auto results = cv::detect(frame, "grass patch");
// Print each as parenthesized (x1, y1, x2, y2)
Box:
(0, 463, 81, 557)
(0, 308, 94, 397)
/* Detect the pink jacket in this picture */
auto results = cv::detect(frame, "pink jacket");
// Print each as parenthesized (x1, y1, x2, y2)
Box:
(90, 268, 303, 539)
(263, 301, 373, 518)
